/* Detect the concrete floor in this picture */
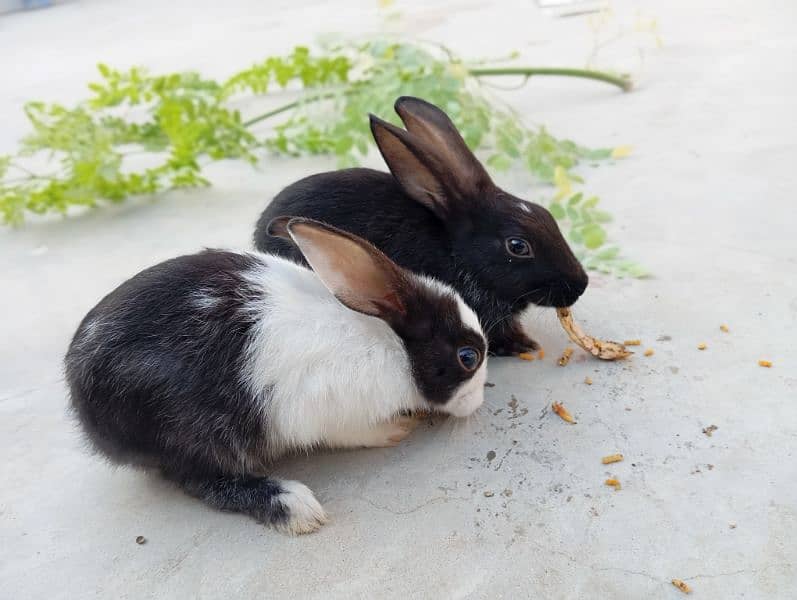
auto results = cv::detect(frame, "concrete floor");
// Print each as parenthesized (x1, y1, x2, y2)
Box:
(2, 0, 796, 598)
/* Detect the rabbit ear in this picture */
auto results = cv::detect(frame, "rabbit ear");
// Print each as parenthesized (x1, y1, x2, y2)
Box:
(393, 96, 492, 192)
(266, 215, 292, 239)
(286, 218, 407, 319)
(369, 114, 451, 219)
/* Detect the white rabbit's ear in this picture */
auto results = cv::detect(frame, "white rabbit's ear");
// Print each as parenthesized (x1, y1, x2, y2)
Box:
(286, 218, 407, 319)
(266, 215, 292, 239)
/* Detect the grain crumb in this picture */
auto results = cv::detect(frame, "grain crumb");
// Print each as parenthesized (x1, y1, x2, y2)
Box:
(552, 402, 575, 424)
(483, 490, 494, 498)
(558, 347, 574, 366)
(671, 579, 691, 594)
(702, 424, 718, 437)
(697, 343, 707, 350)
(623, 339, 642, 346)
(135, 536, 146, 545)
(602, 454, 624, 464)
(644, 348, 654, 357)
(604, 478, 621, 490)
(537, 349, 545, 360)
(584, 376, 593, 385)
(518, 352, 535, 361)
(758, 359, 772, 368)
(720, 324, 729, 333)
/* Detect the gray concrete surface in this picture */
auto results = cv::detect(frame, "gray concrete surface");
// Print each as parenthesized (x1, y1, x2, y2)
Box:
(2, 0, 796, 598)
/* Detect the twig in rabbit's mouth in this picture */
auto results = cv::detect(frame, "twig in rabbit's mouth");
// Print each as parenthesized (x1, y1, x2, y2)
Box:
(556, 307, 632, 361)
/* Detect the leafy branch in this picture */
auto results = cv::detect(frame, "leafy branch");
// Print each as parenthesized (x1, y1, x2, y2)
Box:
(0, 41, 644, 277)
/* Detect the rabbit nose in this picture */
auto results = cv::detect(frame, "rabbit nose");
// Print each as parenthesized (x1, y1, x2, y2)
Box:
(574, 272, 589, 296)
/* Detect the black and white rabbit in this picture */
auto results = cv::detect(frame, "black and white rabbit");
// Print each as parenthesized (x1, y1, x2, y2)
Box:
(65, 218, 487, 534)
(254, 96, 589, 356)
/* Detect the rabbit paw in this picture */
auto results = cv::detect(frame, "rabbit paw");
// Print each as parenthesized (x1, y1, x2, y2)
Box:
(490, 326, 539, 356)
(325, 416, 420, 449)
(361, 416, 420, 448)
(273, 480, 328, 535)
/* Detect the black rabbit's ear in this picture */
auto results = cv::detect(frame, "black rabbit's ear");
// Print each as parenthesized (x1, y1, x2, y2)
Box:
(286, 217, 408, 320)
(370, 115, 490, 220)
(369, 114, 450, 219)
(393, 96, 491, 192)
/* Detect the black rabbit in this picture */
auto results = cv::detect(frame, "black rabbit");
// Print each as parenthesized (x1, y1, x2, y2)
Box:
(254, 96, 588, 355)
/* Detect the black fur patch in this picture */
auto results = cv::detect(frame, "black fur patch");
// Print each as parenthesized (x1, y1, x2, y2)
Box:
(64, 250, 293, 521)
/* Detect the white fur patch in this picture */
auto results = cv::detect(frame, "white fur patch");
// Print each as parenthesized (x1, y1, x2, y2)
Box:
(446, 288, 488, 417)
(445, 357, 487, 417)
(80, 317, 101, 341)
(191, 290, 221, 311)
(274, 479, 327, 535)
(456, 295, 483, 336)
(241, 255, 426, 453)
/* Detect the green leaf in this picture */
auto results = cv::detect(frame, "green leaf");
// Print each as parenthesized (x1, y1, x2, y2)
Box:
(568, 227, 584, 245)
(596, 246, 620, 260)
(581, 223, 607, 249)
(568, 192, 583, 206)
(487, 154, 512, 171)
(566, 205, 581, 223)
(593, 209, 613, 223)
(549, 202, 566, 220)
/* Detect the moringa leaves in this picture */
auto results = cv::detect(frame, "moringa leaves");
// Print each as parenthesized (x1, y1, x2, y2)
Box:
(0, 41, 644, 277)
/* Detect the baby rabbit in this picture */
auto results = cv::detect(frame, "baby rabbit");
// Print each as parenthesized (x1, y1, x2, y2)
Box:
(65, 218, 487, 534)
(254, 96, 588, 355)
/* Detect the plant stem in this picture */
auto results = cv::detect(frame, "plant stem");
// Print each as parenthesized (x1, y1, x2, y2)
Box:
(242, 91, 337, 127)
(241, 66, 631, 129)
(468, 67, 632, 91)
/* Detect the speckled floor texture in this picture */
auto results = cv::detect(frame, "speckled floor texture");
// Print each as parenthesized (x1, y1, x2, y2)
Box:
(1, 0, 795, 598)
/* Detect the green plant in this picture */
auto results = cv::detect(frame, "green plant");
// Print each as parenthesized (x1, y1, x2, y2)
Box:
(0, 41, 644, 277)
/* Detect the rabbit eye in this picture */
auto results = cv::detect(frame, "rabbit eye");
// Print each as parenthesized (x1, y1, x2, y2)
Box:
(457, 347, 480, 372)
(505, 237, 533, 258)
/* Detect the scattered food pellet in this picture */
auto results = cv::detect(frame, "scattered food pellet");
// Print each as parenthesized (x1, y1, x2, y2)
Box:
(602, 454, 624, 464)
(671, 579, 692, 594)
(604, 478, 621, 490)
(624, 339, 642, 346)
(538, 349, 545, 360)
(720, 324, 730, 333)
(729, 523, 737, 529)
(135, 536, 147, 545)
(584, 376, 593, 385)
(486, 450, 496, 461)
(484, 381, 495, 387)
(758, 359, 772, 368)
(483, 490, 494, 498)
(697, 343, 707, 350)
(644, 348, 654, 357)
(702, 424, 718, 437)
(558, 347, 574, 366)
(552, 402, 575, 424)
(518, 352, 535, 361)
